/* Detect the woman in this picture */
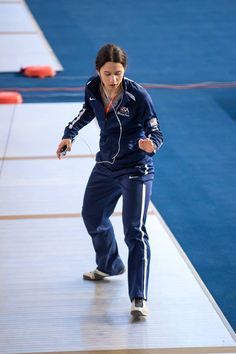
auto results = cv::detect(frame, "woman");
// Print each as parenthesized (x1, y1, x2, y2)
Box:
(56, 44, 163, 317)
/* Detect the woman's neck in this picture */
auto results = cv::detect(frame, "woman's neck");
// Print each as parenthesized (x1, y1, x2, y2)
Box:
(101, 84, 123, 100)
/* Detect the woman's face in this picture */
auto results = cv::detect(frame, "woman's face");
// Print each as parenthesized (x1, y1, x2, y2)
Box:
(98, 61, 125, 95)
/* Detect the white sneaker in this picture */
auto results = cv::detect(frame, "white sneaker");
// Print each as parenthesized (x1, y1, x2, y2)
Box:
(83, 269, 109, 280)
(83, 267, 126, 281)
(131, 298, 148, 317)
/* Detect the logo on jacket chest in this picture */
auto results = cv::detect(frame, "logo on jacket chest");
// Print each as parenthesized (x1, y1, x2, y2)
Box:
(117, 106, 130, 117)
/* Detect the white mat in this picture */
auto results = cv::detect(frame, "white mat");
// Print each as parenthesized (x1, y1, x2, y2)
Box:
(0, 0, 62, 72)
(0, 102, 235, 353)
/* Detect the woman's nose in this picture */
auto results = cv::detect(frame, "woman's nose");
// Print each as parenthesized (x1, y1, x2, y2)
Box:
(109, 75, 117, 84)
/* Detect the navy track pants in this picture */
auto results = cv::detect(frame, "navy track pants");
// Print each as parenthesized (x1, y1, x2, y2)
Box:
(82, 163, 153, 301)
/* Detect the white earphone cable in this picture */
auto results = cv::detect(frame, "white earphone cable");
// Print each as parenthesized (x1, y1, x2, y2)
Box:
(96, 85, 123, 165)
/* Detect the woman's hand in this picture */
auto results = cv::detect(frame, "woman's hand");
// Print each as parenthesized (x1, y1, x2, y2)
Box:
(56, 139, 72, 159)
(138, 138, 156, 154)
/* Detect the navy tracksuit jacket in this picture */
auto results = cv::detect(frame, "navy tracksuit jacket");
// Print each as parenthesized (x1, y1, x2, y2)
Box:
(63, 76, 163, 301)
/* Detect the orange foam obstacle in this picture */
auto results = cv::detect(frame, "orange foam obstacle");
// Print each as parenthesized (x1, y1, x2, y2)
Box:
(21, 66, 56, 78)
(0, 92, 23, 104)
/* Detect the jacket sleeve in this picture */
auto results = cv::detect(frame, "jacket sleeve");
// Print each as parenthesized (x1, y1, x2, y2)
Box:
(62, 88, 95, 140)
(141, 90, 163, 155)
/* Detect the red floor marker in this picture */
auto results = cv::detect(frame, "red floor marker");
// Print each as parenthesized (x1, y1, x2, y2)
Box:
(0, 91, 23, 104)
(21, 66, 56, 78)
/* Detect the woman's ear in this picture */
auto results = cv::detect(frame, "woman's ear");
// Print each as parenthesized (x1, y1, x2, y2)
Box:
(97, 70, 100, 77)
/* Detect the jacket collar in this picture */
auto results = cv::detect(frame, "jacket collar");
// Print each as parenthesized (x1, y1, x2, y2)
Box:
(86, 76, 136, 104)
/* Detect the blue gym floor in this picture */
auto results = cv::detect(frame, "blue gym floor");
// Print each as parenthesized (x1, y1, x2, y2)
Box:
(1, 0, 236, 332)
